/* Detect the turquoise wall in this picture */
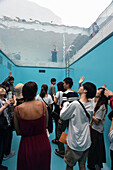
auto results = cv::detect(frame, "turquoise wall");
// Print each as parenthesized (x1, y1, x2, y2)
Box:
(69, 35, 113, 167)
(0, 34, 113, 169)
(14, 66, 65, 93)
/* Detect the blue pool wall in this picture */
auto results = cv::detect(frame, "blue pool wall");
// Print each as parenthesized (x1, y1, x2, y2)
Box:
(0, 34, 113, 168)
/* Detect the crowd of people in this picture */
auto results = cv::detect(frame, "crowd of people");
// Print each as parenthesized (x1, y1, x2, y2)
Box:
(0, 72, 113, 170)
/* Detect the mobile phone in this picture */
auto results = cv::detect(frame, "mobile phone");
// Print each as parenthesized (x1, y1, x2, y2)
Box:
(8, 91, 12, 99)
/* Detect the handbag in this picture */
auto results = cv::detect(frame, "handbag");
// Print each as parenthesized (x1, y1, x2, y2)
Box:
(52, 111, 59, 120)
(59, 132, 68, 144)
(52, 104, 60, 120)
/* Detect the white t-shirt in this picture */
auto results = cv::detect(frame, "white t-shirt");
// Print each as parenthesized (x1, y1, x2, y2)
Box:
(92, 104, 106, 133)
(55, 91, 63, 105)
(90, 98, 107, 133)
(36, 94, 53, 106)
(60, 100, 93, 151)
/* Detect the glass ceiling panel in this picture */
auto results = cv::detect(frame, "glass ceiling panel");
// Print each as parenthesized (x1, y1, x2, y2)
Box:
(0, 2, 113, 68)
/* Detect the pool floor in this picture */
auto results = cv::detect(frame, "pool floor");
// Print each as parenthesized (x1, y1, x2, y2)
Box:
(2, 122, 110, 170)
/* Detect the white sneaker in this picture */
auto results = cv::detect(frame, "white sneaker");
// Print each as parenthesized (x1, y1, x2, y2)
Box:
(3, 151, 16, 161)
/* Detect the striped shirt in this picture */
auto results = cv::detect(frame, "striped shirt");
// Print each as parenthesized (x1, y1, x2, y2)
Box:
(62, 89, 79, 105)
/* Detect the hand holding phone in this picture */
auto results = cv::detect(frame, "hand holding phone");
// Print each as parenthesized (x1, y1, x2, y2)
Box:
(8, 91, 12, 99)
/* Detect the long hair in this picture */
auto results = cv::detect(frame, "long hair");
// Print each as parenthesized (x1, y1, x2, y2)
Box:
(94, 88, 108, 113)
(40, 84, 48, 98)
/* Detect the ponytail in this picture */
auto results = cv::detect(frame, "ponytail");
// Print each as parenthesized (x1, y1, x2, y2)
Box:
(40, 84, 48, 98)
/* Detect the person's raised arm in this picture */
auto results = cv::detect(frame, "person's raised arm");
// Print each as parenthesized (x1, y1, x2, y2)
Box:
(9, 72, 12, 77)
(4, 72, 12, 83)
(104, 88, 113, 97)
(79, 76, 85, 89)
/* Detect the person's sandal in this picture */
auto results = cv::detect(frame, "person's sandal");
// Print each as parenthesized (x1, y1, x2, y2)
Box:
(55, 149, 64, 158)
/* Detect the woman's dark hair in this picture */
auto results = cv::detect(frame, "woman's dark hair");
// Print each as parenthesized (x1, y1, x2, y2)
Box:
(0, 84, 6, 90)
(9, 77, 14, 81)
(63, 77, 73, 88)
(40, 84, 48, 98)
(2, 82, 9, 94)
(22, 81, 38, 101)
(51, 78, 56, 84)
(83, 82, 96, 99)
(57, 82, 65, 92)
(94, 88, 108, 113)
(2, 82, 9, 87)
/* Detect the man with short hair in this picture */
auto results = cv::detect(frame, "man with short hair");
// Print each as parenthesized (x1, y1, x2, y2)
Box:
(60, 81, 96, 170)
(49, 78, 56, 100)
(62, 77, 78, 105)
(55, 77, 78, 158)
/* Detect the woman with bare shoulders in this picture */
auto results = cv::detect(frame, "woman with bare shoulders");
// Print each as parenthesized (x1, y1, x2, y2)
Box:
(14, 81, 51, 170)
